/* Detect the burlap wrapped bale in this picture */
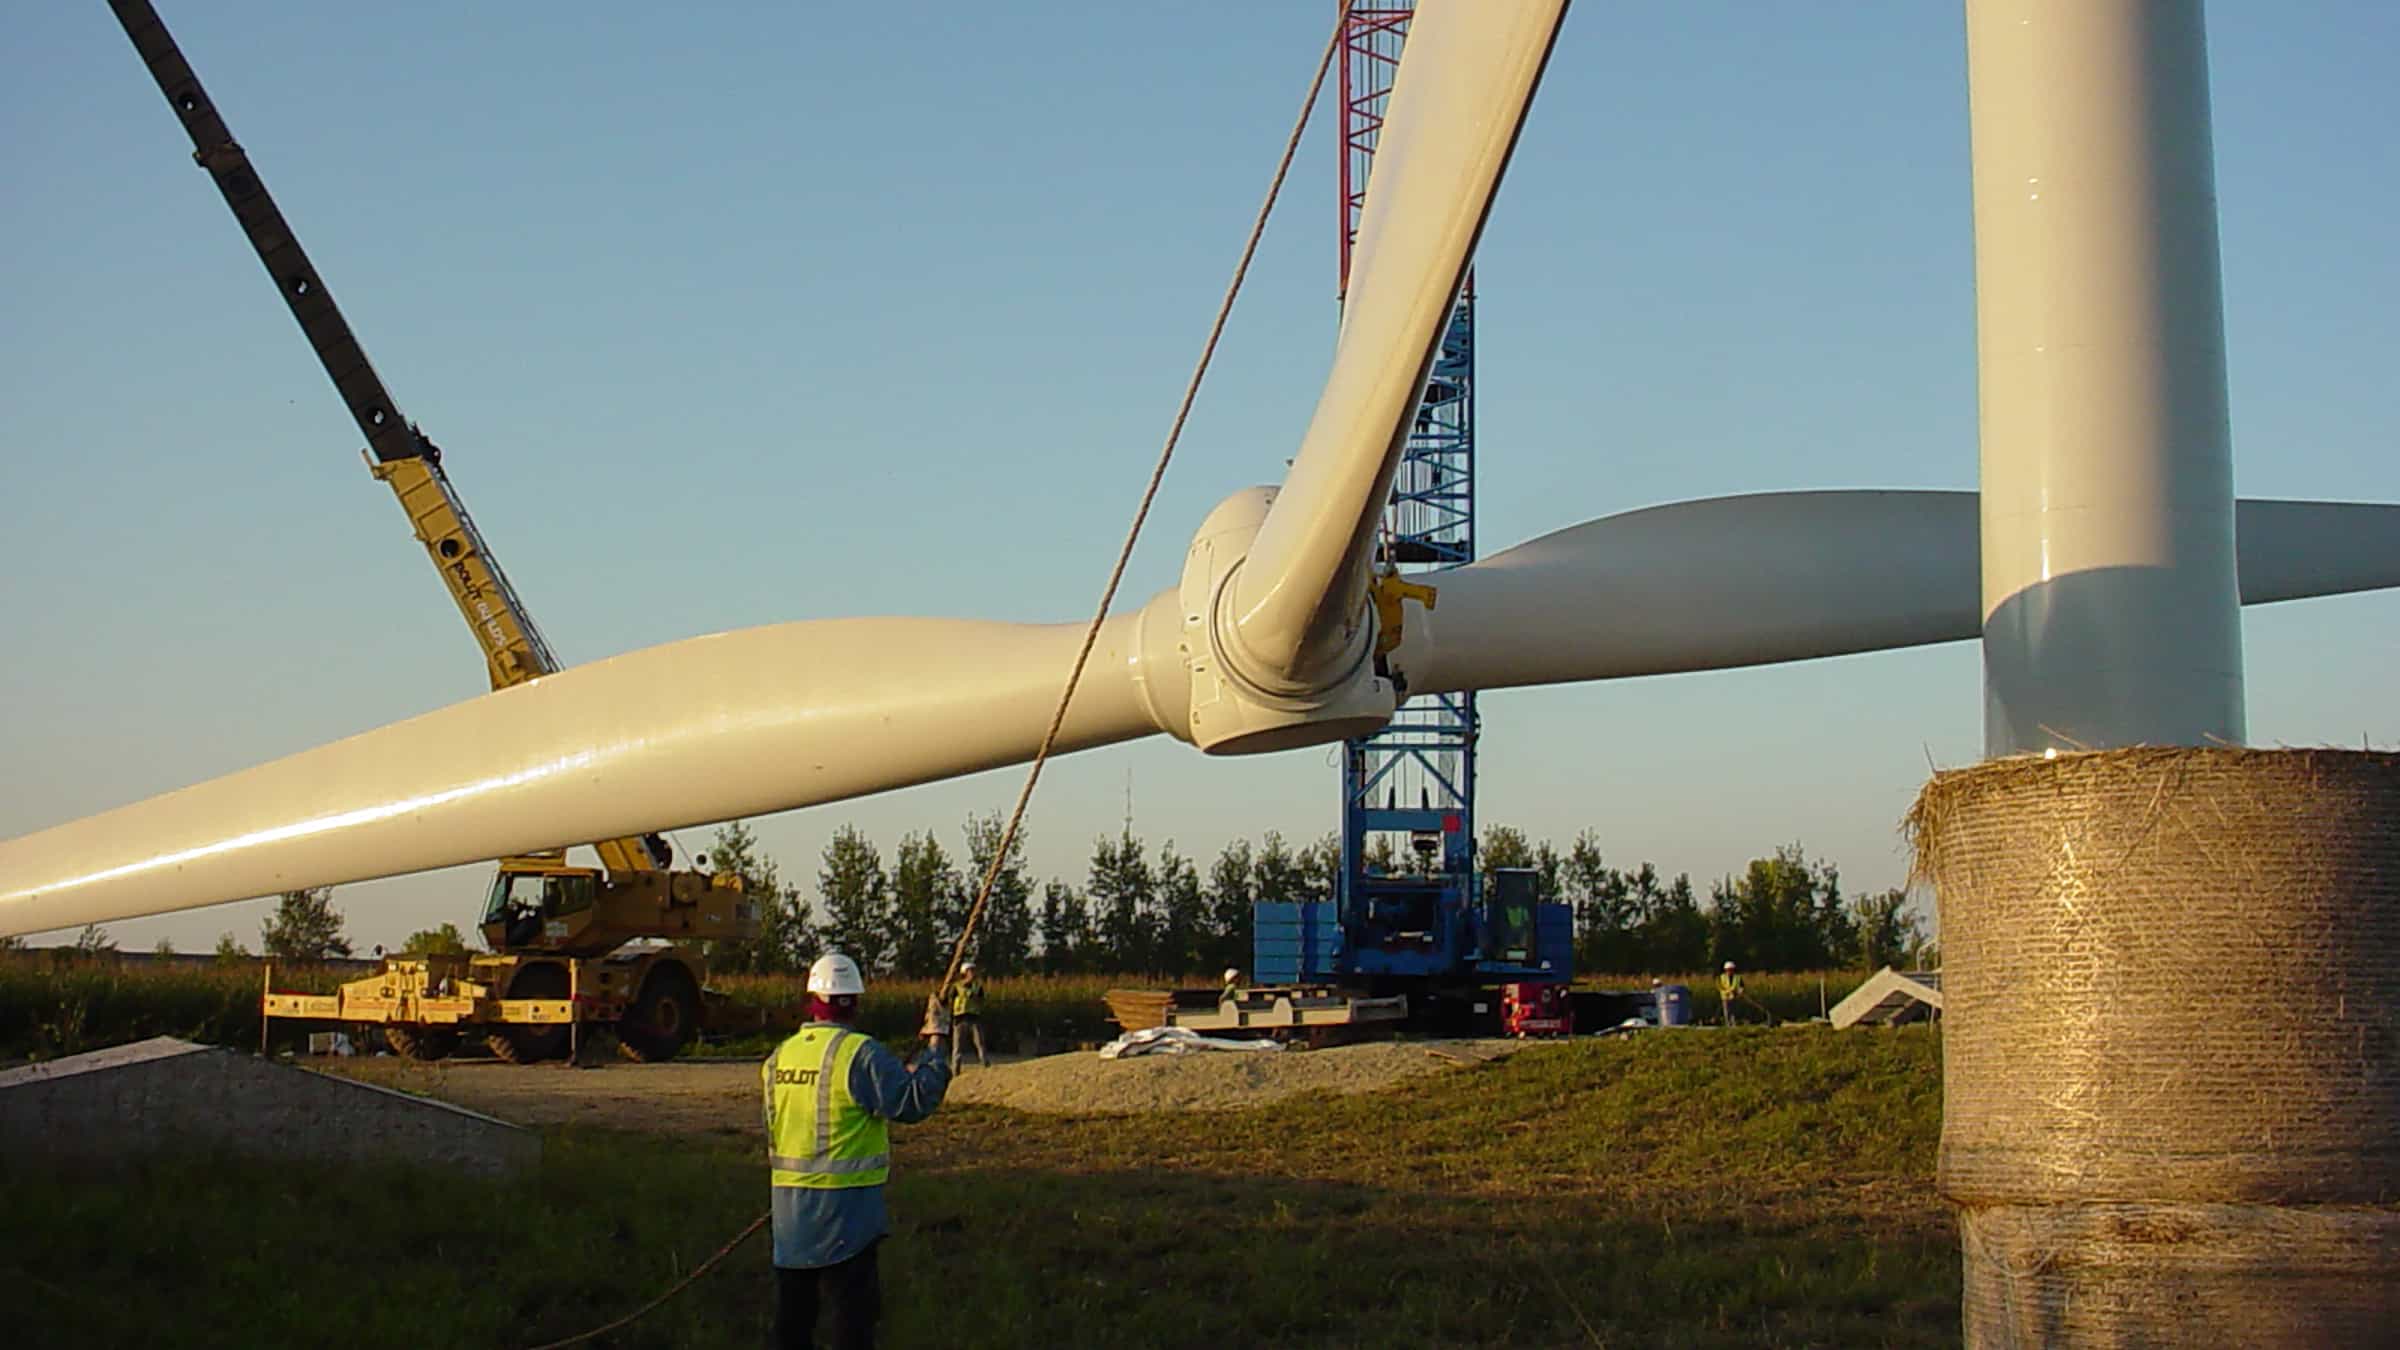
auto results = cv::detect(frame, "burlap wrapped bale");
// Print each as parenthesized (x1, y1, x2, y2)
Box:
(1908, 747, 2400, 1348)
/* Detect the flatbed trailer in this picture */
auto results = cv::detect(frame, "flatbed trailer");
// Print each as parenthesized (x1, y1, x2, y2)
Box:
(1104, 984, 1409, 1038)
(261, 946, 728, 1063)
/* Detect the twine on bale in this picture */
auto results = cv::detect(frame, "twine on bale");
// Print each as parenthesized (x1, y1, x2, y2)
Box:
(1905, 747, 2400, 1347)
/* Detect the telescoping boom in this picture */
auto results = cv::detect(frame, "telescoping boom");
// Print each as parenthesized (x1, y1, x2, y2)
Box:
(106, 0, 757, 1065)
(108, 0, 668, 875)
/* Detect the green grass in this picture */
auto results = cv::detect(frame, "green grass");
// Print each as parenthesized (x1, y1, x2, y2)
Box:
(2, 1129, 765, 1350)
(2, 1027, 1953, 1348)
(0, 953, 353, 1059)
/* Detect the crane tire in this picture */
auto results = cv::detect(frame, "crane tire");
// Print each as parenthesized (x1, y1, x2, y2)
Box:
(487, 962, 573, 1064)
(618, 968, 701, 1063)
(383, 1026, 459, 1062)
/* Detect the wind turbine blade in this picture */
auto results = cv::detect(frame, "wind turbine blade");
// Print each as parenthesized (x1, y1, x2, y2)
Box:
(0, 609, 1174, 937)
(2228, 499, 2400, 604)
(1398, 492, 2400, 695)
(1228, 0, 1569, 689)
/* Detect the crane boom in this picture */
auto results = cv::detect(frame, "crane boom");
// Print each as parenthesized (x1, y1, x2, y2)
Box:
(109, 0, 667, 875)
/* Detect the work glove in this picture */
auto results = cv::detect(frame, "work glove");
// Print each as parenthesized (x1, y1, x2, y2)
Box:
(921, 993, 953, 1040)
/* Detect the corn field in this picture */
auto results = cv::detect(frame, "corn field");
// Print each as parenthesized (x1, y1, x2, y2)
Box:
(0, 951, 1891, 1060)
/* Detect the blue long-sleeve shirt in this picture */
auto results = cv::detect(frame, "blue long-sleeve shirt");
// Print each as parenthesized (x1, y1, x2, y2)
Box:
(766, 1024, 951, 1269)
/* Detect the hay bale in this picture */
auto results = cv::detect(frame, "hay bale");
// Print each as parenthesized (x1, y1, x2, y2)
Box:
(1908, 748, 2400, 1346)
(1960, 1203, 2395, 1346)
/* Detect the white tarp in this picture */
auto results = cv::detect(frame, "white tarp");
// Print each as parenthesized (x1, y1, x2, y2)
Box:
(1097, 1026, 1285, 1060)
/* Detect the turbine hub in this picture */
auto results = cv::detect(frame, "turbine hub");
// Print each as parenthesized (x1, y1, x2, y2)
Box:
(1168, 487, 1394, 755)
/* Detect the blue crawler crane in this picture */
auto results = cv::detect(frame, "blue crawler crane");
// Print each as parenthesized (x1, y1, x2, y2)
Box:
(1253, 860, 1573, 1034)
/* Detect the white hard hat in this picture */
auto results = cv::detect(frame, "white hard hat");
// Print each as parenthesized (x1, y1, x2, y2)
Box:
(1222, 968, 1240, 983)
(961, 959, 976, 971)
(1723, 961, 1736, 970)
(808, 952, 867, 997)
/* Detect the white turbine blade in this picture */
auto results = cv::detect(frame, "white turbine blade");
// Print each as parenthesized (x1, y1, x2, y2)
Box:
(1398, 491, 1980, 693)
(1229, 0, 1568, 688)
(1398, 492, 2400, 695)
(2227, 499, 2400, 603)
(0, 610, 1173, 937)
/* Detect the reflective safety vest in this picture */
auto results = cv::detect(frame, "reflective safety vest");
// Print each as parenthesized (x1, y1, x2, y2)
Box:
(951, 979, 984, 1018)
(764, 1026, 890, 1190)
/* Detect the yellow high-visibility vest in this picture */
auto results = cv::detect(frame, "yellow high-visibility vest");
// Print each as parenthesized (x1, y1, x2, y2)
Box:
(764, 1026, 890, 1189)
(951, 979, 984, 1017)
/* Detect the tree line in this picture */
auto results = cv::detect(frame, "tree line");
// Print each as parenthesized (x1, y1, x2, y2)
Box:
(706, 818, 1931, 979)
(171, 820, 1930, 976)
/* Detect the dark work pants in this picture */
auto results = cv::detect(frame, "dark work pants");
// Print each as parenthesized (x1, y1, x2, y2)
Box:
(774, 1240, 882, 1350)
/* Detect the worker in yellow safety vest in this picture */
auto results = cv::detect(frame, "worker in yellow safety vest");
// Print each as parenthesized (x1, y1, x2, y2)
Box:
(765, 952, 951, 1350)
(1718, 961, 1745, 1027)
(948, 959, 988, 1071)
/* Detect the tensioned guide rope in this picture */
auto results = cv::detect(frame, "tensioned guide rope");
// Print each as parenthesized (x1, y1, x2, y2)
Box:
(518, 1213, 769, 1350)
(522, 8, 1354, 1346)
(930, 0, 1355, 1011)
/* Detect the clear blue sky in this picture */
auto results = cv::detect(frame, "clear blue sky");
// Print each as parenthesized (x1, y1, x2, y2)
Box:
(5, 3, 2396, 953)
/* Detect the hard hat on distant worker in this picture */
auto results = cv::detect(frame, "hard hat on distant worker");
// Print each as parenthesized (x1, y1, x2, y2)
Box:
(961, 960, 977, 973)
(808, 952, 867, 997)
(1723, 961, 1737, 971)
(1222, 968, 1240, 983)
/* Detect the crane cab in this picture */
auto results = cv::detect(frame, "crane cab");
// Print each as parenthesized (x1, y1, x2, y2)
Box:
(479, 855, 755, 958)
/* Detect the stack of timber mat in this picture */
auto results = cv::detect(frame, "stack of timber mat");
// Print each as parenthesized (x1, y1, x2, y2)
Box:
(1103, 988, 1177, 1032)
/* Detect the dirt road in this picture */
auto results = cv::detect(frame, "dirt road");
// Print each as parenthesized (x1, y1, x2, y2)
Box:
(333, 1038, 1528, 1133)
(336, 1057, 764, 1135)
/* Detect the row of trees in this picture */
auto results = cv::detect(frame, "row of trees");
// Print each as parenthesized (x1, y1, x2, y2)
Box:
(102, 823, 1925, 976)
(705, 819, 1930, 978)
(1480, 828, 1929, 974)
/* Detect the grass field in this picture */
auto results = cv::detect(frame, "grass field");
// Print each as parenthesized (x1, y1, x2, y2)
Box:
(0, 953, 1879, 1061)
(1, 1027, 1952, 1348)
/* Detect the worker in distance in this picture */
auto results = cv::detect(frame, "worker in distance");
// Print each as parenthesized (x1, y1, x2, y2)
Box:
(764, 952, 952, 1349)
(948, 958, 989, 1071)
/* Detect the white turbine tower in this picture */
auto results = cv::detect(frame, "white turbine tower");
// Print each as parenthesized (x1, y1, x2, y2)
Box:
(1971, 0, 2243, 754)
(1931, 7, 2400, 1345)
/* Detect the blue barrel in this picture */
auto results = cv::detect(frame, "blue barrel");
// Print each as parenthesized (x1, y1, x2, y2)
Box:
(1653, 983, 1693, 1027)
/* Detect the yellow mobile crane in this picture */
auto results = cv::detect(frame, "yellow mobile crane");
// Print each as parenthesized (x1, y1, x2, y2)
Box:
(111, 0, 756, 1063)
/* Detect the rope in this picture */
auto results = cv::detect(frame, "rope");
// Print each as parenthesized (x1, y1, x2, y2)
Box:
(517, 1212, 768, 1350)
(931, 0, 1355, 1007)
(520, 9, 1351, 1346)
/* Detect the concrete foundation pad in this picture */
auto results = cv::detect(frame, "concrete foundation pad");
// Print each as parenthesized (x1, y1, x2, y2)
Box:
(0, 1037, 539, 1177)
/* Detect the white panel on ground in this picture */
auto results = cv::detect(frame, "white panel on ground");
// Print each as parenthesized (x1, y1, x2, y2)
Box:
(1829, 967, 1945, 1029)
